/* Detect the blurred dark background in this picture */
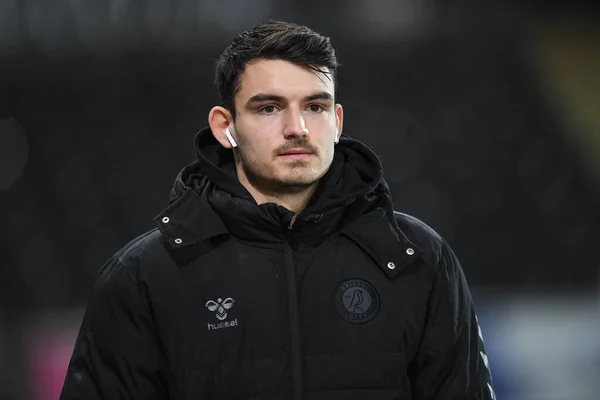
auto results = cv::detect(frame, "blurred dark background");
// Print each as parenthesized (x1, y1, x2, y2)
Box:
(1, 0, 599, 399)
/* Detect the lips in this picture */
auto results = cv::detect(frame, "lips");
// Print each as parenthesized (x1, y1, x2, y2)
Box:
(279, 148, 313, 156)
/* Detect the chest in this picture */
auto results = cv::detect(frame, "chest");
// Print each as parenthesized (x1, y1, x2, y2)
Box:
(152, 237, 429, 356)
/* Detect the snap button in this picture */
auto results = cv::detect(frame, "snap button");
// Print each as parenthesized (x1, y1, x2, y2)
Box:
(406, 248, 415, 256)
(387, 262, 396, 270)
(162, 216, 170, 223)
(174, 238, 183, 244)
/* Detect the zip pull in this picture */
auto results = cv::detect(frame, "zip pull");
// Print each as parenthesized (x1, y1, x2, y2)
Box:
(288, 215, 297, 230)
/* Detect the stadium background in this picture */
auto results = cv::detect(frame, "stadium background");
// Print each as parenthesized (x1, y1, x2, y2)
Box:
(0, 0, 598, 399)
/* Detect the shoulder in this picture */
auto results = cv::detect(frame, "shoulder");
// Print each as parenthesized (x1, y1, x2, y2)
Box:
(393, 211, 443, 246)
(114, 228, 165, 262)
(393, 211, 447, 264)
(106, 228, 169, 282)
(80, 230, 168, 329)
(393, 211, 470, 281)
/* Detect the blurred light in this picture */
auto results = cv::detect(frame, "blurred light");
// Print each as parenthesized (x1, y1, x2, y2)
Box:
(350, 0, 436, 42)
(24, 0, 75, 52)
(70, 0, 119, 50)
(201, 0, 274, 35)
(146, 0, 174, 41)
(525, 18, 600, 188)
(0, 118, 28, 190)
(24, 310, 84, 400)
(498, 294, 600, 400)
(0, 0, 22, 51)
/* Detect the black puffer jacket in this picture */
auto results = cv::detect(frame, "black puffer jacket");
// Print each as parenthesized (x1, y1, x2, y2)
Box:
(60, 128, 495, 400)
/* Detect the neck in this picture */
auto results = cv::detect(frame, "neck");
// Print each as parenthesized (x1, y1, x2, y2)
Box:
(238, 176, 318, 221)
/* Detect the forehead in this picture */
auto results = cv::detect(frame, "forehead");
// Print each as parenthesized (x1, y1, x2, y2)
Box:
(237, 59, 334, 100)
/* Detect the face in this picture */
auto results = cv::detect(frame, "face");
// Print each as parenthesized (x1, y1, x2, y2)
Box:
(227, 59, 342, 193)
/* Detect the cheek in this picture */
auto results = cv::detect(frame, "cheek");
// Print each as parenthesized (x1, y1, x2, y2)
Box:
(307, 114, 336, 139)
(316, 139, 335, 168)
(317, 130, 336, 151)
(242, 135, 275, 163)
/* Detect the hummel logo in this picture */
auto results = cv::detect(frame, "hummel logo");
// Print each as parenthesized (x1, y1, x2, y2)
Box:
(205, 297, 235, 320)
(205, 297, 238, 331)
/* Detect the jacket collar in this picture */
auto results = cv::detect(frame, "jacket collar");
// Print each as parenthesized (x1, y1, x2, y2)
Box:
(154, 186, 424, 278)
(154, 188, 229, 249)
(340, 206, 424, 279)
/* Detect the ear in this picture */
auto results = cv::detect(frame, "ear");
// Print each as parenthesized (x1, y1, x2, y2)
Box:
(334, 103, 344, 143)
(208, 106, 236, 149)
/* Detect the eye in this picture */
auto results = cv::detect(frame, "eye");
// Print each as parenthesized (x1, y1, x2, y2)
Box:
(259, 105, 277, 114)
(308, 104, 325, 113)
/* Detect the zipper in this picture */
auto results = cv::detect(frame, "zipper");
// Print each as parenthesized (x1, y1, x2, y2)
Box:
(284, 225, 303, 400)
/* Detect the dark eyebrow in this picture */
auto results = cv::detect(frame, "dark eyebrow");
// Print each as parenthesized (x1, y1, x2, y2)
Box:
(245, 91, 334, 108)
(245, 94, 286, 108)
(303, 92, 334, 103)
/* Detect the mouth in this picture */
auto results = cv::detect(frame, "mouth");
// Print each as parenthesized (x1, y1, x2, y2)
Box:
(278, 148, 314, 159)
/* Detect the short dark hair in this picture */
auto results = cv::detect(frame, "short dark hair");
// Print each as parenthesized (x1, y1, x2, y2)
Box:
(215, 20, 339, 117)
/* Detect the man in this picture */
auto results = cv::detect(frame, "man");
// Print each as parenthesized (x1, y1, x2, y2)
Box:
(60, 20, 495, 400)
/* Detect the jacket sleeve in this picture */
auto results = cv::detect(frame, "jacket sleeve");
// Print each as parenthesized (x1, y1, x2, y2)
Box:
(409, 242, 496, 400)
(60, 258, 168, 400)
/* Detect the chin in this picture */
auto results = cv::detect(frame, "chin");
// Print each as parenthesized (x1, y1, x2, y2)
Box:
(274, 177, 316, 187)
(274, 171, 323, 188)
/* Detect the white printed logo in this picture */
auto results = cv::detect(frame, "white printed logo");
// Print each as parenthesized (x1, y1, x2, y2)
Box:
(205, 297, 238, 331)
(487, 383, 496, 400)
(480, 351, 490, 369)
(476, 315, 496, 400)
(205, 297, 235, 320)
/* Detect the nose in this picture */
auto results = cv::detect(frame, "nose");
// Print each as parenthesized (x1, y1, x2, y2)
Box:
(283, 109, 309, 139)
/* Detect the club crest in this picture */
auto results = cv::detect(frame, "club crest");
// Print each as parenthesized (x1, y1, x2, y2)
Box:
(335, 279, 380, 324)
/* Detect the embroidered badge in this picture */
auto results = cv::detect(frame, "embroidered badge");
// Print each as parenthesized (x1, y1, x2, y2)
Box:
(335, 279, 380, 324)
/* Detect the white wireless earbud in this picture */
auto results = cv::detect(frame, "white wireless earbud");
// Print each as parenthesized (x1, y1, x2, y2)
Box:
(334, 127, 339, 143)
(225, 127, 238, 148)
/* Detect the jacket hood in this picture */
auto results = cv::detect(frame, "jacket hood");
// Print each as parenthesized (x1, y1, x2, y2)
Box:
(174, 127, 384, 207)
(168, 127, 389, 244)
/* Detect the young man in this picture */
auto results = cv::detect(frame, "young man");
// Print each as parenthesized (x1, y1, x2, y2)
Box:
(60, 20, 495, 400)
